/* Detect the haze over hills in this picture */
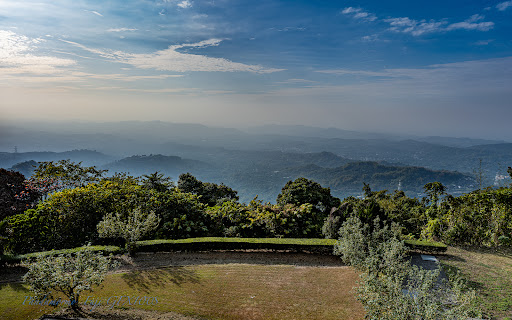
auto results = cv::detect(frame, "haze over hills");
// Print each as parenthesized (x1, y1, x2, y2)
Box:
(1, 121, 510, 202)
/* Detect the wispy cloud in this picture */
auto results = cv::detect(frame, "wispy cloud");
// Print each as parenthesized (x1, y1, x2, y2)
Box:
(497, 1, 512, 11)
(385, 17, 447, 36)
(76, 73, 184, 81)
(177, 0, 193, 9)
(63, 38, 284, 74)
(343, 6, 494, 36)
(316, 69, 390, 77)
(474, 39, 494, 46)
(341, 7, 377, 22)
(361, 34, 389, 42)
(270, 26, 307, 32)
(107, 28, 138, 32)
(315, 57, 512, 92)
(446, 14, 494, 31)
(0, 30, 75, 80)
(84, 10, 103, 17)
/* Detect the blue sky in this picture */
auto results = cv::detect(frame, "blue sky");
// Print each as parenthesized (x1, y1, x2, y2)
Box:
(1, 0, 512, 139)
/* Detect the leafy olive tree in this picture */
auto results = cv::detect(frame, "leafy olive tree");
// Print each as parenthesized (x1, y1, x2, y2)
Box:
(22, 246, 119, 313)
(97, 207, 160, 255)
(335, 215, 481, 319)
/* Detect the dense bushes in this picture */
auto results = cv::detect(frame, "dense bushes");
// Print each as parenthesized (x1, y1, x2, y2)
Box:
(429, 188, 512, 246)
(334, 215, 480, 319)
(3, 171, 336, 253)
(2, 160, 512, 255)
(5, 178, 147, 253)
(136, 237, 334, 254)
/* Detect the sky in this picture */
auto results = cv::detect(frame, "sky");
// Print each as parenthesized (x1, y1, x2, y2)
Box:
(1, 0, 512, 139)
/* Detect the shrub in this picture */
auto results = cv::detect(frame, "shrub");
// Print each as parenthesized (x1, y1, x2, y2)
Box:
(22, 245, 119, 313)
(97, 207, 160, 255)
(334, 215, 480, 319)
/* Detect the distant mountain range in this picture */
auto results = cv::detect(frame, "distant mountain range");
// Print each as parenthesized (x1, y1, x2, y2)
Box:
(1, 121, 509, 202)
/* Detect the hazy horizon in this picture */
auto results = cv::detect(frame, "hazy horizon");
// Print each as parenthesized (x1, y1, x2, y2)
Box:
(1, 1, 512, 140)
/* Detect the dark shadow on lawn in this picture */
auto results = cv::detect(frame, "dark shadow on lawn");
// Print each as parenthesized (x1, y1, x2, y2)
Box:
(121, 267, 201, 293)
(440, 262, 485, 291)
(0, 281, 30, 292)
(439, 254, 466, 262)
(129, 251, 345, 269)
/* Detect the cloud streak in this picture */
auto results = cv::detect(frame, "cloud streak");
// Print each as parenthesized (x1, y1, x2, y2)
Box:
(342, 7, 494, 36)
(341, 7, 377, 22)
(177, 0, 192, 9)
(497, 1, 512, 11)
(107, 28, 138, 32)
(84, 10, 103, 17)
(63, 38, 284, 73)
(0, 30, 75, 80)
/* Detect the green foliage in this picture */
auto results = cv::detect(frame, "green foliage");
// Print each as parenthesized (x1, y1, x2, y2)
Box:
(334, 216, 480, 319)
(29, 160, 107, 198)
(205, 200, 324, 238)
(264, 203, 322, 238)
(403, 239, 448, 253)
(178, 173, 238, 206)
(135, 237, 334, 254)
(205, 200, 255, 237)
(97, 207, 160, 254)
(276, 177, 340, 213)
(322, 214, 342, 239)
(440, 188, 512, 246)
(5, 178, 148, 253)
(141, 171, 173, 192)
(0, 168, 41, 221)
(22, 245, 119, 312)
(153, 189, 210, 239)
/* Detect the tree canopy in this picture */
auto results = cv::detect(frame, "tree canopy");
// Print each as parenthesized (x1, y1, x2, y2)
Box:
(276, 177, 340, 213)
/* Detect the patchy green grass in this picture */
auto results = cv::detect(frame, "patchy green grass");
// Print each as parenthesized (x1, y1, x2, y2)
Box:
(440, 246, 512, 320)
(1, 263, 364, 320)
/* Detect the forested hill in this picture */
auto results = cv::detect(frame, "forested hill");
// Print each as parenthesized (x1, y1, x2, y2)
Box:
(103, 154, 209, 177)
(1, 149, 476, 203)
(281, 161, 473, 199)
(0, 150, 114, 168)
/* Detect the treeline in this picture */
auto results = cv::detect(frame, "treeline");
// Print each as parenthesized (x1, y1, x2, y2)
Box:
(0, 160, 511, 254)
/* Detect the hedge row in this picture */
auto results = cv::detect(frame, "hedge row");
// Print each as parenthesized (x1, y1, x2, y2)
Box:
(0, 238, 447, 266)
(1, 245, 124, 265)
(403, 239, 448, 253)
(135, 237, 447, 254)
(136, 237, 336, 254)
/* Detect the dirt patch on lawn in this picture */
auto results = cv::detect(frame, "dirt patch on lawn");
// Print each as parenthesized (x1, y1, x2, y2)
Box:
(4, 250, 353, 320)
(114, 250, 344, 274)
(43, 306, 204, 320)
(0, 250, 344, 284)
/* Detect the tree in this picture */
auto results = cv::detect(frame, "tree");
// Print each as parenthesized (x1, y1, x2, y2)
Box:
(29, 160, 107, 199)
(22, 246, 119, 313)
(97, 207, 160, 255)
(142, 171, 173, 192)
(178, 173, 238, 206)
(9, 160, 38, 178)
(5, 177, 146, 254)
(0, 168, 41, 221)
(276, 177, 340, 213)
(334, 215, 481, 319)
(424, 182, 446, 207)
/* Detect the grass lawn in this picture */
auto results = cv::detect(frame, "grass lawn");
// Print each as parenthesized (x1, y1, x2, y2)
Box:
(0, 262, 364, 320)
(440, 246, 512, 320)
